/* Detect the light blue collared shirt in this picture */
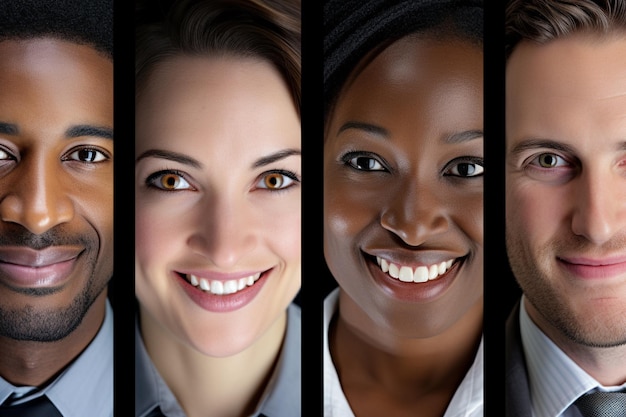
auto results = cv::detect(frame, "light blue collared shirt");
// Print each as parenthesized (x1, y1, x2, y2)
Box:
(0, 299, 114, 417)
(520, 296, 626, 417)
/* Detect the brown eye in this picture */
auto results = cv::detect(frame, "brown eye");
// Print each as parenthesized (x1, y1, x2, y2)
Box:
(264, 173, 284, 189)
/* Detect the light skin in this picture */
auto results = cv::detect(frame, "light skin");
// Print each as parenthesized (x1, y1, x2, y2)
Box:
(506, 33, 626, 385)
(135, 55, 301, 417)
(0, 38, 114, 386)
(324, 35, 483, 417)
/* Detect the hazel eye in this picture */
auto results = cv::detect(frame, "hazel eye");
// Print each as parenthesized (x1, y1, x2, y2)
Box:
(536, 153, 566, 168)
(257, 171, 296, 190)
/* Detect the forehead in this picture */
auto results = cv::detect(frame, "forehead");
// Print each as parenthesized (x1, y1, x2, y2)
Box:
(135, 55, 300, 155)
(506, 35, 626, 148)
(329, 35, 483, 138)
(0, 38, 113, 139)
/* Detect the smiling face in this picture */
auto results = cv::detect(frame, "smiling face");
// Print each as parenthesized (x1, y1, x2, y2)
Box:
(135, 55, 301, 357)
(0, 38, 114, 341)
(506, 34, 626, 348)
(324, 35, 483, 339)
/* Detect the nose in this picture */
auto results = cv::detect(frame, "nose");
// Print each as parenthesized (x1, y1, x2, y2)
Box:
(0, 156, 74, 235)
(380, 178, 449, 246)
(186, 194, 257, 268)
(571, 167, 626, 245)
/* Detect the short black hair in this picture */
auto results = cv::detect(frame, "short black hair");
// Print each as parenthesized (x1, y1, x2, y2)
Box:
(323, 0, 483, 121)
(0, 0, 113, 59)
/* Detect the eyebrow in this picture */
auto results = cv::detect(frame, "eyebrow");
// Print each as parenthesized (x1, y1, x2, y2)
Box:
(66, 125, 114, 140)
(509, 138, 577, 156)
(445, 130, 483, 144)
(0, 122, 113, 140)
(337, 121, 483, 144)
(252, 148, 301, 168)
(135, 149, 203, 168)
(0, 122, 19, 135)
(337, 121, 389, 138)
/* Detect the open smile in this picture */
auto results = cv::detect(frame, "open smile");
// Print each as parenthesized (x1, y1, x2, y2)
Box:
(376, 256, 458, 283)
(180, 271, 263, 295)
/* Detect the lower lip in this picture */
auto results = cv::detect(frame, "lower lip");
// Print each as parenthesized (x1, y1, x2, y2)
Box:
(0, 259, 77, 289)
(366, 256, 463, 303)
(558, 259, 626, 280)
(176, 270, 269, 313)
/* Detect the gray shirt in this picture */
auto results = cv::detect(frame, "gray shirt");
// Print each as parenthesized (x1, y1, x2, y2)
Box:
(135, 303, 301, 417)
(0, 299, 114, 417)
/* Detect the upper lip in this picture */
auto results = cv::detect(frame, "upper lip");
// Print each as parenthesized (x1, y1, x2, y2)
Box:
(0, 246, 84, 267)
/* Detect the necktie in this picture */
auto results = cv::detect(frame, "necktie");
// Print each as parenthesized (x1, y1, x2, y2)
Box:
(574, 391, 626, 417)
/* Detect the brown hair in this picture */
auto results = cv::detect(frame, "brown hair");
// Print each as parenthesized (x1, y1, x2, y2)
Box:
(506, 0, 626, 58)
(136, 0, 301, 115)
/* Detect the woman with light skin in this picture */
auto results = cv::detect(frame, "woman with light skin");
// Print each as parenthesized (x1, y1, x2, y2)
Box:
(134, 1, 301, 416)
(323, 1, 484, 416)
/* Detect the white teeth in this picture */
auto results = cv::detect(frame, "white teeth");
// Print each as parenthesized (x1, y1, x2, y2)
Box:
(375, 256, 457, 283)
(187, 272, 262, 295)
(381, 258, 389, 273)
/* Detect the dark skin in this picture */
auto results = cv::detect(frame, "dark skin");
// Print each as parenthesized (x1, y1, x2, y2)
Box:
(0, 39, 114, 387)
(324, 35, 483, 417)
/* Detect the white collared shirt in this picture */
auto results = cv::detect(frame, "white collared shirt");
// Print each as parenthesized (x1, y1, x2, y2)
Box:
(323, 288, 483, 417)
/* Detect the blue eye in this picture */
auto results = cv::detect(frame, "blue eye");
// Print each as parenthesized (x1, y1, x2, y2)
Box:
(146, 170, 193, 191)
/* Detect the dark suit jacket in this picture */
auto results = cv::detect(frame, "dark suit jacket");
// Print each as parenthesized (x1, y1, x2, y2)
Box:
(505, 300, 533, 417)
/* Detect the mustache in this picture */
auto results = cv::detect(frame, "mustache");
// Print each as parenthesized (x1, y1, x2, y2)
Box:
(0, 225, 91, 249)
(553, 233, 626, 255)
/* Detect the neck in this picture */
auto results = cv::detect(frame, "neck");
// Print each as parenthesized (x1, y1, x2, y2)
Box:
(141, 308, 287, 417)
(525, 298, 626, 386)
(330, 294, 482, 415)
(0, 291, 107, 387)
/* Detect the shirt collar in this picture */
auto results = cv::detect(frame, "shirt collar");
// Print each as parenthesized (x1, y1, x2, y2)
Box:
(0, 300, 114, 417)
(519, 296, 597, 417)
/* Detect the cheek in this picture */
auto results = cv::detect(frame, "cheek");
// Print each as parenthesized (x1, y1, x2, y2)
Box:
(507, 182, 563, 245)
(269, 207, 301, 262)
(452, 192, 483, 246)
(135, 202, 183, 269)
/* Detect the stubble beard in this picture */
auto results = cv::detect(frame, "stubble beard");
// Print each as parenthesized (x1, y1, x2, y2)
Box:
(506, 230, 626, 349)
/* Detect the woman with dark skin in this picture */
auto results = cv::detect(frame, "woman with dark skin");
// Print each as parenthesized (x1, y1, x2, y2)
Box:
(323, 1, 484, 416)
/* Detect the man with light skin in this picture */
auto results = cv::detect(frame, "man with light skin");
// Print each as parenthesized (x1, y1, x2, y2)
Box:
(0, 1, 114, 416)
(504, 0, 626, 416)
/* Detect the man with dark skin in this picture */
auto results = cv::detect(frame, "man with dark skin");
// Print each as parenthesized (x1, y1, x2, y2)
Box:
(0, 1, 114, 415)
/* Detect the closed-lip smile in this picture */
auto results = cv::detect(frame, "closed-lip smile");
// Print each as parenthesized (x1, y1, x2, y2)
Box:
(0, 246, 83, 288)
